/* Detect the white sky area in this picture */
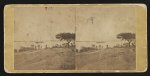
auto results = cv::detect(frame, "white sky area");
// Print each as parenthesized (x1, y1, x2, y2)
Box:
(14, 6, 136, 42)
(14, 7, 75, 41)
(76, 7, 136, 41)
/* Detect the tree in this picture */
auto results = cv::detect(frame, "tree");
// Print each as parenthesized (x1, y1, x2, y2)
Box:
(56, 33, 75, 47)
(117, 33, 135, 47)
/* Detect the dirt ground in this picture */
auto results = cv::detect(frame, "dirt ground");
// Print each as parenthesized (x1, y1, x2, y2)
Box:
(76, 48, 136, 70)
(14, 48, 75, 70)
(14, 48, 135, 70)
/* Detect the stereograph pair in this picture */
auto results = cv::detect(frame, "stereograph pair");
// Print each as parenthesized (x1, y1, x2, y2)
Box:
(4, 4, 147, 73)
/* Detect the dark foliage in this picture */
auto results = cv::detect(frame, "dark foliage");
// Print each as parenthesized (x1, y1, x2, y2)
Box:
(117, 33, 135, 47)
(56, 33, 75, 47)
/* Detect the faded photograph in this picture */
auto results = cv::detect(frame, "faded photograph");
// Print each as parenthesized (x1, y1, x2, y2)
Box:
(14, 6, 136, 70)
(14, 7, 76, 70)
(75, 7, 136, 70)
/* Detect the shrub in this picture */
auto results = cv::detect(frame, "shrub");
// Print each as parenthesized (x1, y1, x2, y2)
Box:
(80, 47, 97, 52)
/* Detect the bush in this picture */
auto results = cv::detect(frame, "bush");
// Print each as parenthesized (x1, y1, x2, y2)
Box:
(80, 47, 97, 52)
(14, 49, 18, 52)
(19, 47, 34, 52)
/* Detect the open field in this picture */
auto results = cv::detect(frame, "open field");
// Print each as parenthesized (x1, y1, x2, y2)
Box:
(14, 47, 135, 70)
(76, 48, 136, 70)
(14, 48, 75, 70)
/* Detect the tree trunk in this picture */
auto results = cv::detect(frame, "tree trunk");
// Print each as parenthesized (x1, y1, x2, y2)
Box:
(66, 40, 71, 48)
(67, 42, 70, 47)
(128, 41, 131, 47)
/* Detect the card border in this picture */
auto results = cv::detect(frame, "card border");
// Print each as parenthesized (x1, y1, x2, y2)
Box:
(4, 4, 147, 73)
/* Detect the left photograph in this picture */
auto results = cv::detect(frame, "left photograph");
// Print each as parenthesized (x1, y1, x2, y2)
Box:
(14, 7, 76, 70)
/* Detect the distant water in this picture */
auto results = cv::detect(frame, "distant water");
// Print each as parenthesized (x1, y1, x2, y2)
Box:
(14, 40, 66, 50)
(14, 40, 126, 50)
(76, 40, 126, 50)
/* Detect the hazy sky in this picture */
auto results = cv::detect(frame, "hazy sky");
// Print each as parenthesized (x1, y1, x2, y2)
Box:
(14, 6, 136, 41)
(14, 7, 75, 41)
(76, 7, 136, 41)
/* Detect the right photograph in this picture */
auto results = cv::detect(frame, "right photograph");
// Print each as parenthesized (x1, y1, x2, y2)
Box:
(75, 6, 136, 70)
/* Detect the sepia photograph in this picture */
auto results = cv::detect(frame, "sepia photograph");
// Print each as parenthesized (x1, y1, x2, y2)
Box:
(75, 7, 136, 70)
(4, 4, 147, 73)
(14, 7, 76, 70)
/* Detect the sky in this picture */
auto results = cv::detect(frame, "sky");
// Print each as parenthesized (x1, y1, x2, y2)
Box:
(14, 7, 75, 41)
(14, 6, 136, 42)
(76, 6, 136, 41)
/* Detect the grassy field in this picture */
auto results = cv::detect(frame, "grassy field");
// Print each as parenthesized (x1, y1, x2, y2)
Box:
(14, 48, 75, 70)
(76, 48, 136, 70)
